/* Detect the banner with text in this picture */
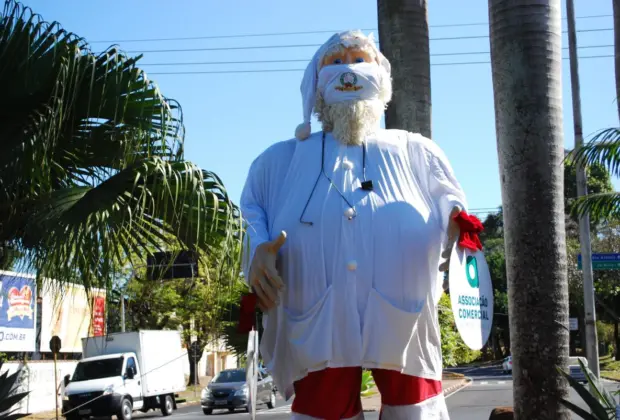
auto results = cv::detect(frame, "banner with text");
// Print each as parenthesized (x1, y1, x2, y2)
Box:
(0, 271, 37, 352)
(40, 282, 106, 353)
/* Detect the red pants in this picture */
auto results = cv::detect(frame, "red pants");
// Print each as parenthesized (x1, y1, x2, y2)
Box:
(291, 367, 442, 420)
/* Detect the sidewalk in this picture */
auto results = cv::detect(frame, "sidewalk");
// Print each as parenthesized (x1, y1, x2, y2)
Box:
(361, 372, 471, 412)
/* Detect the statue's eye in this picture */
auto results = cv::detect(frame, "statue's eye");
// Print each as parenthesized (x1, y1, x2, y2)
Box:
(354, 57, 365, 63)
(332, 58, 343, 64)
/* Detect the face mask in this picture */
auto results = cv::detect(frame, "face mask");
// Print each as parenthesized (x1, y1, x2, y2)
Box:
(317, 62, 382, 105)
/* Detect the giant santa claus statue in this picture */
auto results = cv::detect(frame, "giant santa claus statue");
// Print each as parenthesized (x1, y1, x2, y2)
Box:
(240, 30, 481, 420)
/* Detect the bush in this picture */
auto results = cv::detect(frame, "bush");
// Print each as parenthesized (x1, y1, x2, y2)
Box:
(439, 293, 481, 366)
(0, 360, 29, 419)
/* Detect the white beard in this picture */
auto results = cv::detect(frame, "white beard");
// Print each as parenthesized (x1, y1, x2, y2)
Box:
(315, 93, 384, 146)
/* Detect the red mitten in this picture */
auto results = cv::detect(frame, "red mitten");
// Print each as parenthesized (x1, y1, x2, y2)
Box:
(453, 211, 484, 252)
(237, 293, 257, 333)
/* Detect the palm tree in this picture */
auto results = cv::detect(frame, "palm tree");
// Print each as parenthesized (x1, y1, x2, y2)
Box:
(377, 0, 432, 138)
(488, 0, 570, 418)
(0, 0, 240, 292)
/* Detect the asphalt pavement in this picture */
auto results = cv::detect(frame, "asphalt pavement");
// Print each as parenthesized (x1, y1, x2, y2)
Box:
(445, 364, 620, 420)
(132, 366, 618, 420)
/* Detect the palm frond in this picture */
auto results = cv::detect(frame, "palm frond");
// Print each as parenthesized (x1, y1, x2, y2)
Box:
(11, 159, 240, 291)
(570, 192, 620, 221)
(0, 361, 29, 420)
(567, 128, 620, 178)
(0, 0, 240, 292)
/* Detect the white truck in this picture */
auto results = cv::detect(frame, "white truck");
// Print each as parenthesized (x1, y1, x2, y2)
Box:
(62, 330, 186, 420)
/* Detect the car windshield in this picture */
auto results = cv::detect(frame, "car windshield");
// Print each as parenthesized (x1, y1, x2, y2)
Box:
(72, 357, 124, 382)
(212, 370, 246, 383)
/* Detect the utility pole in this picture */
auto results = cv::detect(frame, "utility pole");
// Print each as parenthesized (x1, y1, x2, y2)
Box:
(566, 0, 599, 378)
(120, 296, 125, 333)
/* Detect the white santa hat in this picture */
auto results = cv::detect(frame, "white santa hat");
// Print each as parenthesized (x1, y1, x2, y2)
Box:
(294, 30, 391, 140)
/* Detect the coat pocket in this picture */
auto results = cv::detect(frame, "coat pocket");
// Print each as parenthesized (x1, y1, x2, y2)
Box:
(284, 286, 334, 371)
(362, 289, 422, 368)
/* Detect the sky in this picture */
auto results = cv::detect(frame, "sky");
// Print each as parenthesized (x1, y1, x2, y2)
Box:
(22, 0, 619, 219)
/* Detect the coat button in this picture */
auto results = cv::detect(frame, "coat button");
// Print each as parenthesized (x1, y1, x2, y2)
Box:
(342, 159, 354, 170)
(344, 208, 355, 219)
(347, 260, 358, 271)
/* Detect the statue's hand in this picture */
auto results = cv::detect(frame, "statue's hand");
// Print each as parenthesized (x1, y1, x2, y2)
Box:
(439, 207, 461, 272)
(248, 231, 287, 311)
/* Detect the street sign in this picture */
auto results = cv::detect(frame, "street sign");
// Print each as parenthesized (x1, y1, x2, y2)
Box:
(146, 250, 199, 280)
(190, 341, 201, 361)
(569, 318, 578, 331)
(49, 335, 61, 354)
(577, 253, 620, 270)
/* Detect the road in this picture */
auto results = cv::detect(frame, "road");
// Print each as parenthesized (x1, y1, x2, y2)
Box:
(445, 365, 620, 420)
(134, 367, 619, 420)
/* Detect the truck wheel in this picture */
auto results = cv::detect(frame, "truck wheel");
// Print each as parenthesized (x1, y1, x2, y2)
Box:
(117, 398, 133, 420)
(202, 409, 212, 415)
(160, 395, 174, 416)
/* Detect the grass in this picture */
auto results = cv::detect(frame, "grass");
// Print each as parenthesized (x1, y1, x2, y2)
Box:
(443, 371, 465, 380)
(600, 354, 620, 381)
(178, 383, 204, 403)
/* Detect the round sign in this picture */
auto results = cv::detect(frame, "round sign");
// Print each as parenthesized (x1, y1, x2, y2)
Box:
(50, 335, 62, 354)
(448, 247, 494, 350)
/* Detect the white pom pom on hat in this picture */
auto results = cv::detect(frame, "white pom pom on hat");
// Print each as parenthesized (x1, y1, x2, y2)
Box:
(294, 30, 390, 141)
(295, 122, 312, 140)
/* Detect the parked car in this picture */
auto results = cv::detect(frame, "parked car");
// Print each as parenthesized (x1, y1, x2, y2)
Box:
(501, 355, 587, 383)
(502, 356, 512, 373)
(201, 368, 276, 415)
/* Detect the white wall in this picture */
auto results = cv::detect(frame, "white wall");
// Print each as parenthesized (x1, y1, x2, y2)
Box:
(2, 360, 78, 414)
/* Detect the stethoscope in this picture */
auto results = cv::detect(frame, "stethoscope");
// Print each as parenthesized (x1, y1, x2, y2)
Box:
(299, 131, 374, 226)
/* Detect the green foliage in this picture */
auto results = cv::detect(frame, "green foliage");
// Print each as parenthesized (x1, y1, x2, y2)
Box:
(360, 370, 375, 397)
(567, 128, 620, 221)
(0, 361, 29, 420)
(439, 293, 481, 366)
(113, 250, 245, 345)
(596, 322, 615, 346)
(557, 359, 619, 419)
(0, 0, 240, 293)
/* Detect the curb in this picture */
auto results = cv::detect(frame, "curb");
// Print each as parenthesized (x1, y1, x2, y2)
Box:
(601, 375, 620, 383)
(443, 377, 472, 398)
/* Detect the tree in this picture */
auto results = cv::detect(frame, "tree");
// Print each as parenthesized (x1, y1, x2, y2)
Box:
(109, 247, 245, 386)
(488, 1, 570, 418)
(377, 0, 432, 137)
(0, 0, 240, 293)
(482, 170, 617, 361)
(591, 221, 620, 361)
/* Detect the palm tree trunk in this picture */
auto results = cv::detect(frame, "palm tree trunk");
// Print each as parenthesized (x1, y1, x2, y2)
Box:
(377, 0, 432, 138)
(488, 1, 570, 418)
(614, 0, 620, 120)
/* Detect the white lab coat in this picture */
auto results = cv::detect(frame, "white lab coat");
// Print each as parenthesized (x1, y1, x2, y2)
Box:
(240, 129, 467, 405)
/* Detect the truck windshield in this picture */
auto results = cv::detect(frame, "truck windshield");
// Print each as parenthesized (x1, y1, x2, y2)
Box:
(72, 357, 124, 382)
(213, 369, 246, 383)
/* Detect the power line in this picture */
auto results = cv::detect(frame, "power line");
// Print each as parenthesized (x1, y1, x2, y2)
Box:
(146, 55, 613, 75)
(116, 28, 613, 55)
(141, 44, 613, 67)
(90, 14, 612, 44)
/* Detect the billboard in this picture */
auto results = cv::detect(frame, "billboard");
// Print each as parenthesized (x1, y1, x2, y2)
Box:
(40, 282, 106, 353)
(0, 271, 37, 352)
